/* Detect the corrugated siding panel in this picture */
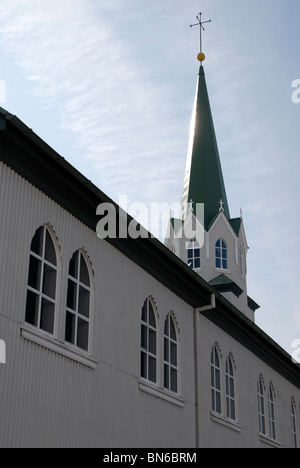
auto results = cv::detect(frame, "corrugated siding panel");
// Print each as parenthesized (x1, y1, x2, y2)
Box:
(0, 162, 197, 447)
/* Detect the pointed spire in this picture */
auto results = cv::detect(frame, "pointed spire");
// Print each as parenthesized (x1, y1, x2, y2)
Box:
(181, 64, 230, 229)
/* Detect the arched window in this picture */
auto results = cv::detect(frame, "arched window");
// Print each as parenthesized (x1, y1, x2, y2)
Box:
(268, 383, 276, 440)
(0, 339, 6, 364)
(164, 313, 178, 393)
(239, 247, 244, 277)
(225, 356, 236, 420)
(291, 398, 298, 448)
(25, 225, 58, 334)
(187, 239, 200, 269)
(211, 346, 221, 414)
(215, 239, 228, 269)
(141, 298, 157, 383)
(298, 405, 300, 445)
(65, 250, 91, 351)
(257, 376, 266, 435)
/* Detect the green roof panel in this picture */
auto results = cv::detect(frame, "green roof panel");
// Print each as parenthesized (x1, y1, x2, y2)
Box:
(209, 274, 243, 298)
(181, 66, 230, 230)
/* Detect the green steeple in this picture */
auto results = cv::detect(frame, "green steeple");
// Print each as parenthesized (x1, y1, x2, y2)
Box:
(181, 65, 230, 229)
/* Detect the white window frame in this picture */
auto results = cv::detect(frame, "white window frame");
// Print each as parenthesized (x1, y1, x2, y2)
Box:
(299, 405, 300, 446)
(257, 377, 266, 435)
(239, 247, 244, 277)
(186, 239, 201, 269)
(65, 250, 92, 352)
(215, 238, 228, 270)
(163, 313, 178, 394)
(225, 356, 236, 421)
(291, 398, 298, 448)
(25, 225, 58, 335)
(268, 383, 276, 441)
(140, 298, 157, 384)
(211, 345, 222, 415)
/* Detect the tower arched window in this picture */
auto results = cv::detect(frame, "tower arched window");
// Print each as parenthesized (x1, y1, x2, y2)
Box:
(164, 313, 178, 393)
(215, 239, 227, 269)
(239, 247, 244, 276)
(225, 356, 236, 421)
(141, 298, 157, 383)
(268, 383, 276, 440)
(187, 239, 200, 269)
(290, 398, 298, 448)
(65, 250, 91, 351)
(211, 345, 221, 414)
(257, 376, 266, 435)
(25, 225, 58, 334)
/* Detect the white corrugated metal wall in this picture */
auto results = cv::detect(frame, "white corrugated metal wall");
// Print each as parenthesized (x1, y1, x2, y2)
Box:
(0, 161, 197, 448)
(0, 161, 299, 448)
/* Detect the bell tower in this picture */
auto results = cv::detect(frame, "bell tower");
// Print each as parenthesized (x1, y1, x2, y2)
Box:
(165, 14, 259, 321)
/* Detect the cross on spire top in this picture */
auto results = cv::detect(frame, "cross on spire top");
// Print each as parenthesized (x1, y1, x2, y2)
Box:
(190, 12, 211, 62)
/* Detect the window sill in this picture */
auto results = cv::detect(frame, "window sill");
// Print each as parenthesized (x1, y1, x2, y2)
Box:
(210, 412, 242, 433)
(258, 433, 281, 448)
(139, 379, 184, 408)
(187, 264, 202, 271)
(214, 268, 231, 274)
(21, 325, 98, 370)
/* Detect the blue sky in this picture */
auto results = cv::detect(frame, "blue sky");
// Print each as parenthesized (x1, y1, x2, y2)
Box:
(0, 0, 299, 355)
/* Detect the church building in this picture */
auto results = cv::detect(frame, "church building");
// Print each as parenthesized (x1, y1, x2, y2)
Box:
(0, 37, 299, 448)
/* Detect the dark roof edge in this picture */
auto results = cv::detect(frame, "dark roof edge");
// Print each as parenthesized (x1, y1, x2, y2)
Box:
(204, 293, 300, 388)
(248, 295, 260, 312)
(209, 274, 243, 298)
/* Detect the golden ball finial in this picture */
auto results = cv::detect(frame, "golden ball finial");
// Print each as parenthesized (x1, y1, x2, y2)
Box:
(197, 52, 205, 62)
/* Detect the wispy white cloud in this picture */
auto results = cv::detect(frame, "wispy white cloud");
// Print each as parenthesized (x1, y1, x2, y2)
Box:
(0, 0, 185, 207)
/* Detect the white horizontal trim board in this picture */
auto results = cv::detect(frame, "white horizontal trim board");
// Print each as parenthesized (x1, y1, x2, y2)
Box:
(139, 379, 184, 407)
(21, 325, 98, 369)
(210, 412, 242, 433)
(258, 433, 282, 448)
